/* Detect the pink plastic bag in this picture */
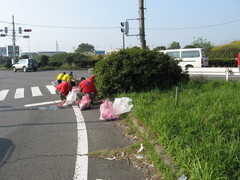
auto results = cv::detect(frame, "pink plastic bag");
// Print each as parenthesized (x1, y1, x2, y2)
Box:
(99, 100, 119, 120)
(79, 94, 91, 110)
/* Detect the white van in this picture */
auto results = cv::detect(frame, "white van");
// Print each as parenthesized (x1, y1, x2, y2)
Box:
(160, 48, 208, 69)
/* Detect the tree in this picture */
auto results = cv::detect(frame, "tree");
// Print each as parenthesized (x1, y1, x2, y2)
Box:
(4, 57, 12, 68)
(39, 55, 49, 66)
(20, 55, 29, 59)
(130, 46, 140, 50)
(65, 55, 74, 66)
(184, 45, 196, 49)
(75, 43, 95, 54)
(153, 46, 166, 51)
(191, 37, 213, 52)
(168, 41, 180, 49)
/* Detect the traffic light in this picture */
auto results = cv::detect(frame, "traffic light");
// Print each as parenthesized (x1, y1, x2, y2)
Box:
(24, 29, 32, 32)
(19, 27, 22, 34)
(0, 34, 7, 37)
(4, 27, 8, 33)
(124, 21, 129, 35)
(120, 21, 129, 35)
(120, 22, 125, 33)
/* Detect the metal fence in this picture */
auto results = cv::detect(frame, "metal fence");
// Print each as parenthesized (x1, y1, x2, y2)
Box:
(186, 67, 240, 81)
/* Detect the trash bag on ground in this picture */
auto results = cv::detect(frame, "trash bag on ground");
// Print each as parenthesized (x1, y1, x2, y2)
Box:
(79, 94, 91, 110)
(62, 90, 77, 106)
(51, 80, 58, 86)
(113, 97, 133, 115)
(99, 100, 119, 120)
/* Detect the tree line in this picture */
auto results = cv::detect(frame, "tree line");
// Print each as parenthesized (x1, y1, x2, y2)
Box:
(1, 39, 240, 69)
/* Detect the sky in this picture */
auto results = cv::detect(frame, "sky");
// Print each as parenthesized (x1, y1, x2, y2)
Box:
(0, 0, 240, 53)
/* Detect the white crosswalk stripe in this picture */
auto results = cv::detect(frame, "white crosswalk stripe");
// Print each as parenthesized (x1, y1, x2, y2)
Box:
(46, 85, 56, 94)
(31, 86, 43, 96)
(0, 85, 56, 102)
(0, 89, 9, 101)
(14, 88, 24, 99)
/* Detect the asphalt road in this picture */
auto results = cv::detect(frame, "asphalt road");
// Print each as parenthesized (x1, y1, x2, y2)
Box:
(0, 69, 144, 180)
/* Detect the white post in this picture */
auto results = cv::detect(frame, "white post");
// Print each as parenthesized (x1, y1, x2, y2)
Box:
(225, 68, 229, 81)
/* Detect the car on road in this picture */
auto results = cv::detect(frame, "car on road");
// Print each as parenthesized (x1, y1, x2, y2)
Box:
(12, 58, 38, 72)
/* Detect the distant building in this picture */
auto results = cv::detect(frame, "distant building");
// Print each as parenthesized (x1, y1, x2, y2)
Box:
(106, 48, 121, 54)
(38, 51, 66, 56)
(0, 47, 7, 56)
(95, 50, 105, 55)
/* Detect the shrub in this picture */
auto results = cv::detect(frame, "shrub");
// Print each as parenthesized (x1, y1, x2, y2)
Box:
(48, 53, 98, 68)
(48, 61, 63, 67)
(208, 58, 237, 67)
(39, 55, 49, 66)
(94, 49, 189, 97)
(4, 57, 12, 68)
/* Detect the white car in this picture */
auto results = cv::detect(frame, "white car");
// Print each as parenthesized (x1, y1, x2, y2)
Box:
(12, 59, 38, 72)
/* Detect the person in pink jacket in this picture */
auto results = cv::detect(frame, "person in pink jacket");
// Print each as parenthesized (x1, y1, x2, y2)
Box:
(76, 76, 97, 101)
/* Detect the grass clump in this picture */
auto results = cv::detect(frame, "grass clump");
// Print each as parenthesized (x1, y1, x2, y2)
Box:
(123, 80, 239, 180)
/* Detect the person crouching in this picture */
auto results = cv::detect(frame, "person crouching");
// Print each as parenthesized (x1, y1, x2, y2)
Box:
(76, 76, 97, 102)
(55, 81, 75, 101)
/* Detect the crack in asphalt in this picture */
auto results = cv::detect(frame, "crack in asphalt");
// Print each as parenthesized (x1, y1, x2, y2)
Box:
(2, 153, 88, 164)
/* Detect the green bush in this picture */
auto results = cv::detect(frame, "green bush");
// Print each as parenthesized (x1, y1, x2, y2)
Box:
(209, 58, 237, 67)
(47, 53, 97, 68)
(49, 53, 68, 64)
(93, 49, 189, 97)
(4, 57, 12, 68)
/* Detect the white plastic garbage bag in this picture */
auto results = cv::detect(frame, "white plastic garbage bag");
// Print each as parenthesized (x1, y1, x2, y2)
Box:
(63, 90, 77, 106)
(51, 80, 58, 86)
(113, 97, 133, 115)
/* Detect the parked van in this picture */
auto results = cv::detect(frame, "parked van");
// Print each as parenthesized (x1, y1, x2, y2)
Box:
(160, 48, 208, 69)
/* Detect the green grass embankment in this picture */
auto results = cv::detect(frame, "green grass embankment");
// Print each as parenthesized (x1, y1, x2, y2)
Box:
(122, 80, 239, 180)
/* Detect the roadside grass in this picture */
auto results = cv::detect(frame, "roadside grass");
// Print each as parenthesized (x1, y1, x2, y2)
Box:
(119, 80, 239, 180)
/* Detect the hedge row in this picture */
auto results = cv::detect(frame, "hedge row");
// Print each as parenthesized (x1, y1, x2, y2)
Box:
(208, 58, 237, 67)
(207, 48, 240, 59)
(36, 53, 100, 68)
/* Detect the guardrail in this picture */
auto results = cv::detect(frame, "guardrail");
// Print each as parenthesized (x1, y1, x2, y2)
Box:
(186, 67, 240, 81)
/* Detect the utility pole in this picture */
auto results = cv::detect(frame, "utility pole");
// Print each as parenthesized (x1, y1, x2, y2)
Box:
(56, 40, 59, 52)
(12, 15, 17, 64)
(122, 32, 125, 49)
(139, 0, 146, 49)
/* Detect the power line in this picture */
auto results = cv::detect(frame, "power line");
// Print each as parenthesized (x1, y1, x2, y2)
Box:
(0, 20, 119, 29)
(0, 18, 240, 30)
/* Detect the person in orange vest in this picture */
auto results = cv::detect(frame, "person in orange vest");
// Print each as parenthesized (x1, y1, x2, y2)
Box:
(237, 52, 240, 73)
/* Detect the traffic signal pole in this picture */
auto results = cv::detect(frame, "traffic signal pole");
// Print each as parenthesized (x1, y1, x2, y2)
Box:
(139, 0, 146, 49)
(12, 15, 16, 64)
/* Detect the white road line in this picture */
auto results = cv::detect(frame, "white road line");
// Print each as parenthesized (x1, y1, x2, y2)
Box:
(24, 100, 62, 107)
(0, 89, 9, 101)
(31, 86, 43, 97)
(46, 85, 56, 94)
(14, 88, 24, 99)
(72, 105, 88, 180)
